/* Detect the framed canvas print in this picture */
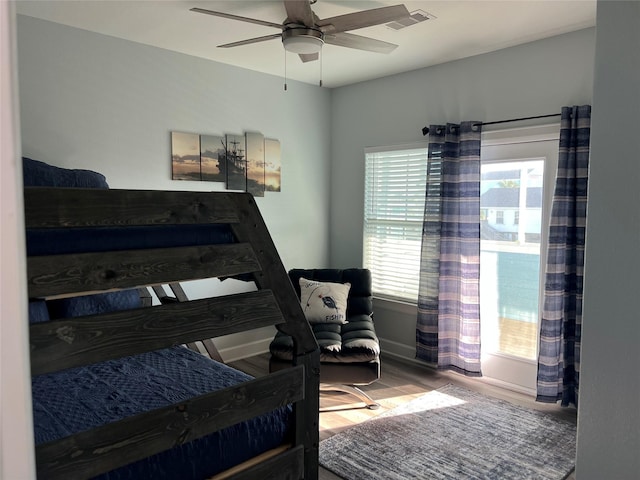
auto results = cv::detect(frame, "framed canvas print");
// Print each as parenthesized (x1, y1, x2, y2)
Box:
(171, 131, 201, 180)
(225, 133, 246, 191)
(200, 134, 225, 183)
(265, 138, 281, 192)
(246, 132, 265, 197)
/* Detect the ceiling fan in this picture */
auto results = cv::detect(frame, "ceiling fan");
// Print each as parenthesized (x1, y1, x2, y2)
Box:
(191, 0, 411, 63)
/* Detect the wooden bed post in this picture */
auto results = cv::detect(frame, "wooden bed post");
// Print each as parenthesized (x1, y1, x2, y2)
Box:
(228, 193, 320, 480)
(296, 349, 320, 480)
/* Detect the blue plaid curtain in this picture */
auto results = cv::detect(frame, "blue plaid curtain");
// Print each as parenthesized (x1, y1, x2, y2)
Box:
(416, 121, 482, 376)
(537, 105, 591, 407)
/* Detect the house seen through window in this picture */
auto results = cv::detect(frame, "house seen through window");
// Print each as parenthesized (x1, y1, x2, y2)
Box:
(480, 160, 544, 360)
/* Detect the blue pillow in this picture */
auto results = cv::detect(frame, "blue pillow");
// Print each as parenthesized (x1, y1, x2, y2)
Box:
(29, 300, 51, 324)
(47, 290, 142, 320)
(23, 157, 108, 188)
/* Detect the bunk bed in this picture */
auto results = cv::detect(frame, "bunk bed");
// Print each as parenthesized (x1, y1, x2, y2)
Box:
(24, 161, 320, 479)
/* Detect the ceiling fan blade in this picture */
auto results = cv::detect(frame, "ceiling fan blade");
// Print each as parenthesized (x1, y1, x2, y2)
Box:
(283, 0, 316, 27)
(298, 52, 319, 63)
(218, 33, 283, 49)
(318, 4, 410, 33)
(325, 32, 398, 54)
(190, 7, 283, 29)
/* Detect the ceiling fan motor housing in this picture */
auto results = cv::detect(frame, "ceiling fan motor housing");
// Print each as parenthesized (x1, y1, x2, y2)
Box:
(282, 27, 324, 54)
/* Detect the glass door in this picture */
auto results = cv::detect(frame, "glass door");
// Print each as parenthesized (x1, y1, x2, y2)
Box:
(479, 127, 559, 394)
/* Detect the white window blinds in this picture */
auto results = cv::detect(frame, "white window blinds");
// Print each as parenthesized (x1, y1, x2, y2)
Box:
(363, 144, 428, 302)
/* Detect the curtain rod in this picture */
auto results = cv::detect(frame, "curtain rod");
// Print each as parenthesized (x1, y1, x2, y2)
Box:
(421, 113, 561, 136)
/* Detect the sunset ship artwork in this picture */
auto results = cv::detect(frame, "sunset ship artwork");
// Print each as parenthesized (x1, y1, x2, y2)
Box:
(171, 131, 201, 181)
(225, 134, 247, 192)
(200, 134, 226, 183)
(171, 131, 281, 195)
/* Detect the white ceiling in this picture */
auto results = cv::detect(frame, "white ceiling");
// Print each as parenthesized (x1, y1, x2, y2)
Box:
(15, 0, 596, 88)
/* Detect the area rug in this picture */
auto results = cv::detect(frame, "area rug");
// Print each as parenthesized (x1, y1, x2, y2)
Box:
(319, 384, 576, 480)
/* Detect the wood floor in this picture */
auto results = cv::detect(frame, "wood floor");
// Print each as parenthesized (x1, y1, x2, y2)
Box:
(229, 353, 577, 480)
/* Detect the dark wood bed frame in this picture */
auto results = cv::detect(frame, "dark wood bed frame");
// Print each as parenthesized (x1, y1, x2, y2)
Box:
(25, 187, 320, 480)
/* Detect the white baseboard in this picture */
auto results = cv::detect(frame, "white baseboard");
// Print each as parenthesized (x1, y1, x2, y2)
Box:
(379, 337, 418, 360)
(220, 335, 537, 398)
(471, 374, 536, 397)
(219, 337, 272, 363)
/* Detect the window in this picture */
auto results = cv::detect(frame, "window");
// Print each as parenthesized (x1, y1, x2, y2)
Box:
(363, 144, 428, 302)
(363, 125, 559, 392)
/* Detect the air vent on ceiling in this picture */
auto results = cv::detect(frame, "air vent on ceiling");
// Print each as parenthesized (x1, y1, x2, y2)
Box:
(385, 9, 436, 30)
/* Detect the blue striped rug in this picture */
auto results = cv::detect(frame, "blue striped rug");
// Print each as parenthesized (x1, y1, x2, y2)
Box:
(320, 384, 576, 480)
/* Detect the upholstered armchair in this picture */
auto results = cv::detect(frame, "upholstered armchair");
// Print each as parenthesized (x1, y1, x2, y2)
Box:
(269, 268, 380, 409)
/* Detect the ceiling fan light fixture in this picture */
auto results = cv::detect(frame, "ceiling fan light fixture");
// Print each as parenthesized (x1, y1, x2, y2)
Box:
(282, 28, 324, 54)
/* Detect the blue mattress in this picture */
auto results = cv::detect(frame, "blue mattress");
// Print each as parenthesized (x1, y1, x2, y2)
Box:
(32, 346, 293, 479)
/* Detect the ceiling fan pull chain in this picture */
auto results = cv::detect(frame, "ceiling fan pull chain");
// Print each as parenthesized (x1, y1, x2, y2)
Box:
(319, 50, 323, 88)
(284, 49, 288, 91)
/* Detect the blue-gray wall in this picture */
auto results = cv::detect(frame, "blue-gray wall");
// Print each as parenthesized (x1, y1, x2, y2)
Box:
(329, 28, 595, 359)
(329, 27, 594, 267)
(17, 14, 332, 274)
(577, 1, 640, 477)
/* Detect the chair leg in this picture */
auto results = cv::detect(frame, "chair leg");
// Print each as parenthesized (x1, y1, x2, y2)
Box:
(320, 384, 380, 410)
